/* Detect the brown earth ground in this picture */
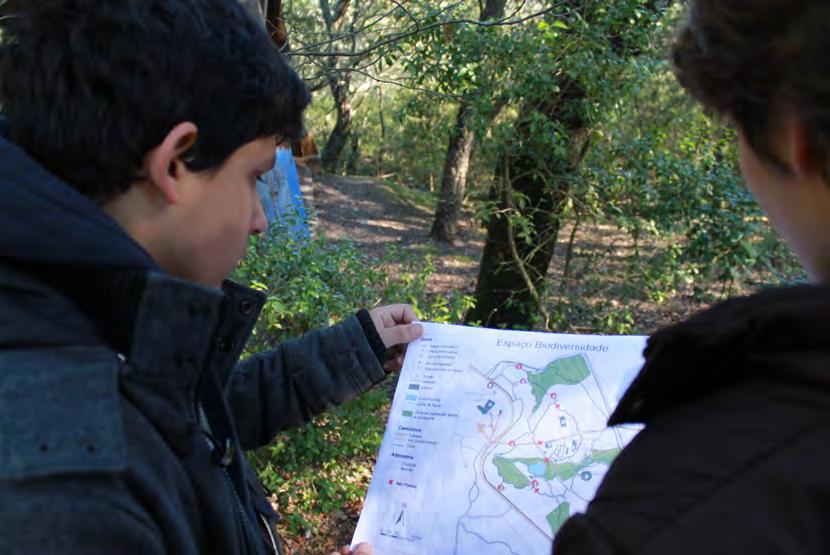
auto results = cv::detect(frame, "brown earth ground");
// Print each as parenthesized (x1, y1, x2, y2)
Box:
(311, 174, 711, 332)
(311, 174, 485, 298)
(276, 173, 728, 554)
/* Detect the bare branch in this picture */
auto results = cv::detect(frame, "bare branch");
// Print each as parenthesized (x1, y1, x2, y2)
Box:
(389, 0, 419, 29)
(287, 2, 567, 59)
(290, 3, 462, 54)
(328, 66, 462, 101)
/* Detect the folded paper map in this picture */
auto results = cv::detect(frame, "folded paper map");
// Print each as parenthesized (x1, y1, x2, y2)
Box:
(353, 322, 647, 554)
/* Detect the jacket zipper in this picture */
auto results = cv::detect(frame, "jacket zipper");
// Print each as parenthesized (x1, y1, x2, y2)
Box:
(198, 404, 264, 555)
(221, 464, 264, 555)
(258, 513, 281, 555)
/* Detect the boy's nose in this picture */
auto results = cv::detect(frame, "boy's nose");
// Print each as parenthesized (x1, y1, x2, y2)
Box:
(251, 194, 267, 236)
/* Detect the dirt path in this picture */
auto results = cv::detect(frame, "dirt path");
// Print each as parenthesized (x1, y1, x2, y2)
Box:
(313, 174, 485, 297)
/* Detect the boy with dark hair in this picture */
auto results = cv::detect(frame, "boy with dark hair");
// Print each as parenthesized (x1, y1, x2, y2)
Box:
(0, 1, 416, 553)
(554, 1, 830, 553)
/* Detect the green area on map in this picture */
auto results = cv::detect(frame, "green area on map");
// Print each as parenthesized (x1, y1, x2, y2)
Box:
(528, 355, 591, 412)
(546, 502, 571, 535)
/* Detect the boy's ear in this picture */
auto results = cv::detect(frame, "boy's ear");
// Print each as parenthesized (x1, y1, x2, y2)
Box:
(142, 122, 199, 204)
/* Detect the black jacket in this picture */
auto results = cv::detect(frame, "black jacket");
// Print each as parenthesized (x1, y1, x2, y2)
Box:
(553, 285, 830, 554)
(0, 134, 387, 555)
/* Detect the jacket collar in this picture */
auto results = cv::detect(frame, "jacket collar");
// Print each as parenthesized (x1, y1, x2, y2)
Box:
(126, 272, 266, 392)
(610, 285, 830, 425)
(0, 134, 157, 269)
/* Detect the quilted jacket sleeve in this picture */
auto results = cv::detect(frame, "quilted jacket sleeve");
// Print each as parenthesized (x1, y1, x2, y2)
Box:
(226, 315, 387, 450)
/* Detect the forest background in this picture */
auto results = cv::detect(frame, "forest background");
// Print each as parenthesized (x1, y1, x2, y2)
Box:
(101, 0, 812, 553)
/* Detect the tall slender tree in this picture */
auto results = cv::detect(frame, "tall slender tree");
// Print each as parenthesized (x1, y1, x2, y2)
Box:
(319, 0, 354, 173)
(430, 0, 508, 243)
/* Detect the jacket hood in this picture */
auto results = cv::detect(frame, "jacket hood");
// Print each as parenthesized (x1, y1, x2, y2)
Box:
(0, 130, 157, 270)
(610, 284, 830, 426)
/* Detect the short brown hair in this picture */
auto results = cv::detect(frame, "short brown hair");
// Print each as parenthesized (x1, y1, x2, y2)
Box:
(673, 0, 830, 172)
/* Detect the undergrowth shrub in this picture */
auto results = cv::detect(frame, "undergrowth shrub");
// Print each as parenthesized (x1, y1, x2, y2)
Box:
(231, 220, 473, 536)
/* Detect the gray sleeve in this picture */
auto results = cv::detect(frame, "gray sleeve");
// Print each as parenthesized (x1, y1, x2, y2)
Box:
(227, 315, 387, 450)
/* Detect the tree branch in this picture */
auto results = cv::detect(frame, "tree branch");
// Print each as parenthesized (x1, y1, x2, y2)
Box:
(287, 3, 569, 59)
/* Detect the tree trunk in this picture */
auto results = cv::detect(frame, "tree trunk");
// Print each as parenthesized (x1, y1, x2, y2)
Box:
(345, 133, 360, 174)
(429, 0, 508, 243)
(376, 87, 386, 175)
(317, 0, 356, 174)
(321, 76, 352, 173)
(466, 78, 588, 329)
(262, 0, 289, 50)
(480, 0, 508, 20)
(430, 102, 476, 242)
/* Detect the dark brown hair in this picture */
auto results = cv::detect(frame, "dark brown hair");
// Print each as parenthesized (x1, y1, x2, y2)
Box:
(673, 0, 830, 172)
(0, 0, 311, 203)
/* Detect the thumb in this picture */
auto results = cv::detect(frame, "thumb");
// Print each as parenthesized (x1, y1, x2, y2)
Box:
(380, 322, 424, 348)
(352, 542, 373, 555)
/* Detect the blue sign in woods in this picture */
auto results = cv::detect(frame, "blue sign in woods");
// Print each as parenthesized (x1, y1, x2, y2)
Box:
(256, 147, 310, 239)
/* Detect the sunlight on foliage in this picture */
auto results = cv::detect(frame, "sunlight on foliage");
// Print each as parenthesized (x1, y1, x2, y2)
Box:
(232, 218, 474, 538)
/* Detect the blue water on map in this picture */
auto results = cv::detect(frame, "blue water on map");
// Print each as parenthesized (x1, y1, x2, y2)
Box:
(527, 462, 547, 477)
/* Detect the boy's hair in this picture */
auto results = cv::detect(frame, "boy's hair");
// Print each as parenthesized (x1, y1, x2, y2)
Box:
(0, 0, 311, 203)
(673, 0, 830, 175)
